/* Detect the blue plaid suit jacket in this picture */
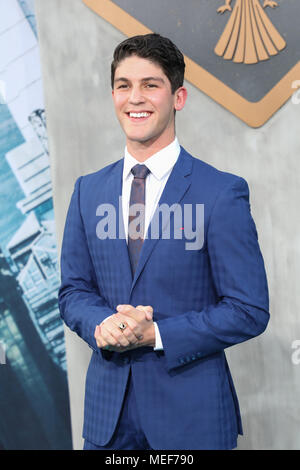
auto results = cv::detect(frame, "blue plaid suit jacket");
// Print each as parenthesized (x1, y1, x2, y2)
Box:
(59, 147, 269, 450)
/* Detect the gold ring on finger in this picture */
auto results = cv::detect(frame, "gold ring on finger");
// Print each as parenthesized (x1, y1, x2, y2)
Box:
(118, 322, 127, 331)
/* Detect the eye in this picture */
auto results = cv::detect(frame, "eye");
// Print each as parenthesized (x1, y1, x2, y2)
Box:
(145, 83, 157, 88)
(116, 84, 128, 89)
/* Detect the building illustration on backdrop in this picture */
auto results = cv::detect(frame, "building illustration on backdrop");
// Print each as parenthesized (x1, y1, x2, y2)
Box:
(0, 0, 66, 371)
(0, 0, 72, 450)
(0, 248, 70, 449)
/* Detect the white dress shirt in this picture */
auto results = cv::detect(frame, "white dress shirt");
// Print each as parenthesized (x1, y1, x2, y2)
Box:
(102, 137, 181, 350)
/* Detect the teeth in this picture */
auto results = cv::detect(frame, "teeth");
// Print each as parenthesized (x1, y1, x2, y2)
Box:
(129, 112, 150, 118)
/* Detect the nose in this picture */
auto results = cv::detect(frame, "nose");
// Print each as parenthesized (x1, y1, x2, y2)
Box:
(129, 85, 145, 105)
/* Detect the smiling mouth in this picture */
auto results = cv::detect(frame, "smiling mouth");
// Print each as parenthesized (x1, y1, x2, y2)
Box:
(126, 111, 152, 121)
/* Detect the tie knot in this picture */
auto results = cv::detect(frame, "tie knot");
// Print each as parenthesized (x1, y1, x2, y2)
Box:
(131, 164, 150, 179)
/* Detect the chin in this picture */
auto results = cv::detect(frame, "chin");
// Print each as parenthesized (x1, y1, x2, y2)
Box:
(126, 133, 154, 144)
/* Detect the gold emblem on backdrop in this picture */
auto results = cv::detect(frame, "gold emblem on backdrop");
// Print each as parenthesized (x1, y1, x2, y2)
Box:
(82, 0, 300, 128)
(215, 0, 286, 64)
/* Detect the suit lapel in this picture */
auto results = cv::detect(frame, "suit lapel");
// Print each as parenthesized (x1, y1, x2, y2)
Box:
(130, 147, 193, 295)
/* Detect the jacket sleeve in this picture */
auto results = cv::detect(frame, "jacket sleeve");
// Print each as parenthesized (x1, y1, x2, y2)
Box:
(58, 176, 114, 352)
(157, 176, 270, 372)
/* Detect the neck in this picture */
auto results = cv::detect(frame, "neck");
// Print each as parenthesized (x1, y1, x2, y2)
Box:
(126, 134, 176, 162)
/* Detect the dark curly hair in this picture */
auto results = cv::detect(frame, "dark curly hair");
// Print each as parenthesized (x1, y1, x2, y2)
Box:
(111, 33, 185, 94)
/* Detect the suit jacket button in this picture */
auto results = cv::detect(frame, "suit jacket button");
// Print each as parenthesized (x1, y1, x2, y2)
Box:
(123, 357, 129, 364)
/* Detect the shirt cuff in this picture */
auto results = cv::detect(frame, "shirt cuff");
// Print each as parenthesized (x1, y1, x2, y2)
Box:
(153, 321, 164, 350)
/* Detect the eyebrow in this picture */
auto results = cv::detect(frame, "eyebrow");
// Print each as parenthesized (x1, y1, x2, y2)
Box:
(114, 76, 165, 84)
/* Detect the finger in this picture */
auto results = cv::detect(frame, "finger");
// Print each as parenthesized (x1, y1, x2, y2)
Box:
(136, 305, 153, 321)
(100, 321, 126, 348)
(136, 307, 152, 321)
(94, 325, 100, 347)
(144, 305, 153, 320)
(113, 314, 143, 342)
(96, 325, 132, 351)
(116, 304, 134, 314)
(95, 325, 105, 348)
(116, 304, 151, 322)
(112, 314, 143, 342)
(105, 320, 132, 348)
(94, 324, 100, 340)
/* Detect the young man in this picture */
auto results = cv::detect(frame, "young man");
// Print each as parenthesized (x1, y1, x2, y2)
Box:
(59, 33, 269, 450)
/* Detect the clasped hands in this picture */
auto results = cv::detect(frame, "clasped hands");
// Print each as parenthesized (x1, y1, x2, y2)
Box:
(94, 304, 155, 353)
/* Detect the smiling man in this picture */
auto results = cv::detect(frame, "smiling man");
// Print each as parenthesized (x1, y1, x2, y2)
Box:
(112, 54, 186, 155)
(59, 33, 269, 450)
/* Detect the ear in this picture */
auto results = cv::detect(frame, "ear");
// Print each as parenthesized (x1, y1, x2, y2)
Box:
(174, 86, 188, 112)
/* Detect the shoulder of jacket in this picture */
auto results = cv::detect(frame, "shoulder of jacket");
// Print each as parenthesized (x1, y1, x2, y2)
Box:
(182, 147, 245, 190)
(78, 158, 123, 184)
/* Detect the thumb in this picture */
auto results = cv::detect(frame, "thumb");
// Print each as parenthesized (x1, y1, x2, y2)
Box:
(136, 305, 153, 321)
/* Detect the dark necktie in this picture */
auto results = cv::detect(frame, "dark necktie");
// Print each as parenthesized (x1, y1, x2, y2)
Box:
(128, 164, 150, 276)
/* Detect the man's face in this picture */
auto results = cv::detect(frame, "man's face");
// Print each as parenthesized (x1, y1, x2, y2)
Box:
(112, 55, 186, 150)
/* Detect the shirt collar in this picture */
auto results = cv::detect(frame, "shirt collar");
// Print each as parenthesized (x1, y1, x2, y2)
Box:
(123, 137, 181, 181)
